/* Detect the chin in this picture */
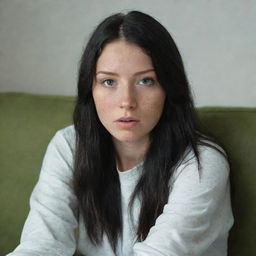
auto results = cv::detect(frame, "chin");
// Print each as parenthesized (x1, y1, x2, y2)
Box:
(112, 132, 149, 145)
(114, 136, 138, 143)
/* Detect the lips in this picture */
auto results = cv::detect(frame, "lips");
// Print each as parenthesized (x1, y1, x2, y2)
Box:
(116, 117, 139, 122)
(115, 117, 140, 128)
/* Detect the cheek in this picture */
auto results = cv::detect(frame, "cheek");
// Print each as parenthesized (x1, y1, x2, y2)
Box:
(93, 90, 115, 121)
(152, 102, 165, 121)
(145, 93, 166, 117)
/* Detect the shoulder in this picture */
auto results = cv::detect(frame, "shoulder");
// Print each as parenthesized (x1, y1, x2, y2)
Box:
(50, 125, 76, 153)
(54, 124, 75, 142)
(42, 125, 76, 168)
(172, 143, 230, 189)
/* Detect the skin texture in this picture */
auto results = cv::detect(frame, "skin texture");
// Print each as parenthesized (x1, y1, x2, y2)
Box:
(92, 40, 166, 171)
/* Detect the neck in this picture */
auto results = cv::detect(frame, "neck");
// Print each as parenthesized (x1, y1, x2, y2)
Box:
(114, 138, 150, 171)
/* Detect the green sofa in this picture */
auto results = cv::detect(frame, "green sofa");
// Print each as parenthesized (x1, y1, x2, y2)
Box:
(1, 92, 255, 255)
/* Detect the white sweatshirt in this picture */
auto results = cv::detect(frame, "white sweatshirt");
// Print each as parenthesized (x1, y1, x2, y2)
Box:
(7, 125, 234, 256)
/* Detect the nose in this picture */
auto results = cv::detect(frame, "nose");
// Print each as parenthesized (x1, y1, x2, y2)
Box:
(119, 84, 137, 110)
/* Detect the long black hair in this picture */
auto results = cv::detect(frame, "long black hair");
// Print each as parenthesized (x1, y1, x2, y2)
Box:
(73, 10, 219, 253)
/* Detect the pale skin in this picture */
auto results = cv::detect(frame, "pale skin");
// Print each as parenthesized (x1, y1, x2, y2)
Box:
(92, 40, 166, 171)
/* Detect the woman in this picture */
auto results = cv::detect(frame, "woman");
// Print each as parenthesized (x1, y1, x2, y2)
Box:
(7, 11, 233, 256)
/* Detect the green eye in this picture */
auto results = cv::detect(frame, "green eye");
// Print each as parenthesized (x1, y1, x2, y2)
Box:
(103, 79, 115, 87)
(139, 77, 154, 85)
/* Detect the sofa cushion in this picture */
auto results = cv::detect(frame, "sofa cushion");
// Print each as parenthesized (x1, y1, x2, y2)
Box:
(198, 107, 256, 255)
(0, 93, 75, 255)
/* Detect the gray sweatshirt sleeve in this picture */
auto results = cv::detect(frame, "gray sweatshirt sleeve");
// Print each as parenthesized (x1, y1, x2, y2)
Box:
(133, 146, 234, 256)
(6, 128, 78, 256)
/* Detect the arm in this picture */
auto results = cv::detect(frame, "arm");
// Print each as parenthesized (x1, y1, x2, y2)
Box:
(7, 127, 78, 256)
(133, 146, 234, 256)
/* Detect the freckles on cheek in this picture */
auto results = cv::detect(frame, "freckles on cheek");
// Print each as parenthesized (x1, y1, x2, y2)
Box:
(144, 96, 164, 109)
(94, 98, 113, 121)
(96, 98, 114, 112)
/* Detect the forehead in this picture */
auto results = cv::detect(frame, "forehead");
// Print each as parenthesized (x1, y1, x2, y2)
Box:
(96, 40, 153, 72)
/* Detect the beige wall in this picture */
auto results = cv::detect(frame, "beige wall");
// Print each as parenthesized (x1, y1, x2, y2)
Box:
(0, 0, 255, 106)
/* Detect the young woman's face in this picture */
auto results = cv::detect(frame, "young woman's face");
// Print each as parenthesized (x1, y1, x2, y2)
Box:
(92, 40, 166, 146)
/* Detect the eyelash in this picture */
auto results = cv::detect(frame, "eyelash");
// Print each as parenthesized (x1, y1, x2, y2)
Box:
(139, 77, 155, 86)
(100, 77, 155, 87)
(101, 79, 116, 87)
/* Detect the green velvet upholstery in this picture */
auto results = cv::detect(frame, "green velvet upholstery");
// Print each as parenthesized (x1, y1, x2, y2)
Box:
(1, 92, 255, 256)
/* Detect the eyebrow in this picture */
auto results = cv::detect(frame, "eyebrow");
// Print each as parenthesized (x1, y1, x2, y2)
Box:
(96, 68, 155, 76)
